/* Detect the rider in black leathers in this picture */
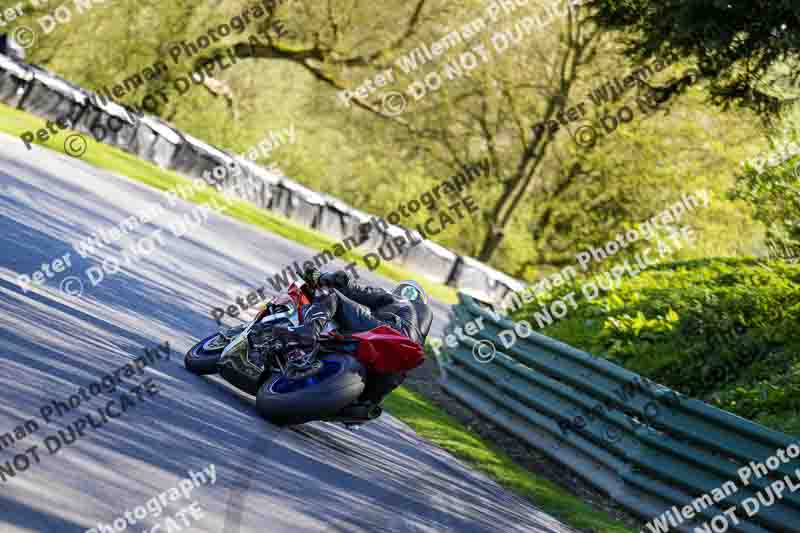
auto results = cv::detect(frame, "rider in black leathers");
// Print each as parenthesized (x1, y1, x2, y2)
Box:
(274, 268, 432, 406)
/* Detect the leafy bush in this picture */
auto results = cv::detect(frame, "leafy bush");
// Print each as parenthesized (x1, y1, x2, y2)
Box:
(729, 109, 800, 262)
(513, 258, 800, 435)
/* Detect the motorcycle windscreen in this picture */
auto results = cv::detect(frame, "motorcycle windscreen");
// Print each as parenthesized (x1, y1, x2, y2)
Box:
(351, 325, 425, 373)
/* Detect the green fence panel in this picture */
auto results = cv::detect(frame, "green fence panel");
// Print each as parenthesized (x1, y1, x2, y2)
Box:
(436, 292, 800, 533)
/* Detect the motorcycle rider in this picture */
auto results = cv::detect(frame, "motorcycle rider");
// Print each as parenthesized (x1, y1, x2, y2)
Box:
(274, 267, 432, 408)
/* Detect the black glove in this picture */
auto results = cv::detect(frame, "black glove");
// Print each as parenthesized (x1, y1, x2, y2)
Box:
(301, 266, 322, 290)
(318, 270, 350, 289)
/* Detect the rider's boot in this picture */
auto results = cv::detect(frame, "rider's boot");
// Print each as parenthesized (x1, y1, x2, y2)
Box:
(273, 294, 335, 349)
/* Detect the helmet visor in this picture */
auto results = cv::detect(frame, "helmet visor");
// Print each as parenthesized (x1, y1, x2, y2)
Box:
(399, 285, 421, 301)
(394, 281, 428, 304)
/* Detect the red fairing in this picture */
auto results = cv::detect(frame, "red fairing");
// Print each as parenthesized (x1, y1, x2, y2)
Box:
(287, 282, 311, 321)
(351, 325, 425, 373)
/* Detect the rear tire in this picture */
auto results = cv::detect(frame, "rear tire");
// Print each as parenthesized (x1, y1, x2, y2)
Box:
(185, 334, 226, 375)
(256, 353, 365, 426)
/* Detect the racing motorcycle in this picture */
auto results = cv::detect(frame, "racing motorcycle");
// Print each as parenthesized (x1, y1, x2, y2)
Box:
(184, 279, 426, 427)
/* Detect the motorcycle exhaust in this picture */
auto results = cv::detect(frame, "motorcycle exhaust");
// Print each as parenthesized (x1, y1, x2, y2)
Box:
(325, 403, 383, 423)
(365, 404, 383, 419)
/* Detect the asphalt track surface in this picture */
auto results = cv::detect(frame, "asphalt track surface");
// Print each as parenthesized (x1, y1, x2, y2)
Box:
(0, 133, 578, 533)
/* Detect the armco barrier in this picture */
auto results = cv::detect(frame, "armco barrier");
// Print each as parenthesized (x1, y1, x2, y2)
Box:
(20, 67, 87, 124)
(78, 95, 139, 150)
(131, 115, 182, 168)
(173, 131, 233, 180)
(448, 256, 526, 303)
(401, 234, 459, 285)
(439, 293, 800, 533)
(274, 178, 326, 229)
(0, 55, 31, 107)
(316, 195, 357, 242)
(233, 156, 281, 209)
(0, 55, 527, 302)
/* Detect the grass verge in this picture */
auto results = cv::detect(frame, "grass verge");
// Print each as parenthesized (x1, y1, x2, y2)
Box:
(0, 103, 457, 304)
(384, 386, 634, 533)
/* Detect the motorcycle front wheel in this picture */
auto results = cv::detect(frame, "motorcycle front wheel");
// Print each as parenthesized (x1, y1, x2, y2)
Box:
(256, 353, 365, 426)
(184, 333, 228, 375)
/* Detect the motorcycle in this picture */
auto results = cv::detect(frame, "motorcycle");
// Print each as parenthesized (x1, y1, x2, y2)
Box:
(184, 279, 426, 427)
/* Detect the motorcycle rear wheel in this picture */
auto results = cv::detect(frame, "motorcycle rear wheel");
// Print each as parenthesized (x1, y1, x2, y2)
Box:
(184, 333, 227, 375)
(256, 353, 365, 426)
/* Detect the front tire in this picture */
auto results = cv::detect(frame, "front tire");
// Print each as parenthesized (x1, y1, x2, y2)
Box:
(256, 353, 365, 426)
(185, 334, 227, 375)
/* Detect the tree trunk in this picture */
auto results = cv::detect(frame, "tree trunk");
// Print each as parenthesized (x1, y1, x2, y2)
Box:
(477, 228, 505, 263)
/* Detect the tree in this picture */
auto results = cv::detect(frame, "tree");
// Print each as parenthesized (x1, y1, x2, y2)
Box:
(406, 5, 605, 262)
(20, 0, 767, 276)
(583, 0, 800, 117)
(215, 0, 454, 120)
(227, 0, 611, 264)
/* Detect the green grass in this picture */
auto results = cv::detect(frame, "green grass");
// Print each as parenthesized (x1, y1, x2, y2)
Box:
(0, 103, 458, 304)
(384, 387, 634, 533)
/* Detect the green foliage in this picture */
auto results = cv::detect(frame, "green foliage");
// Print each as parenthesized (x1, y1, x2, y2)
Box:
(515, 258, 800, 435)
(729, 109, 800, 262)
(9, 0, 772, 278)
(496, 57, 766, 279)
(583, 0, 800, 114)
